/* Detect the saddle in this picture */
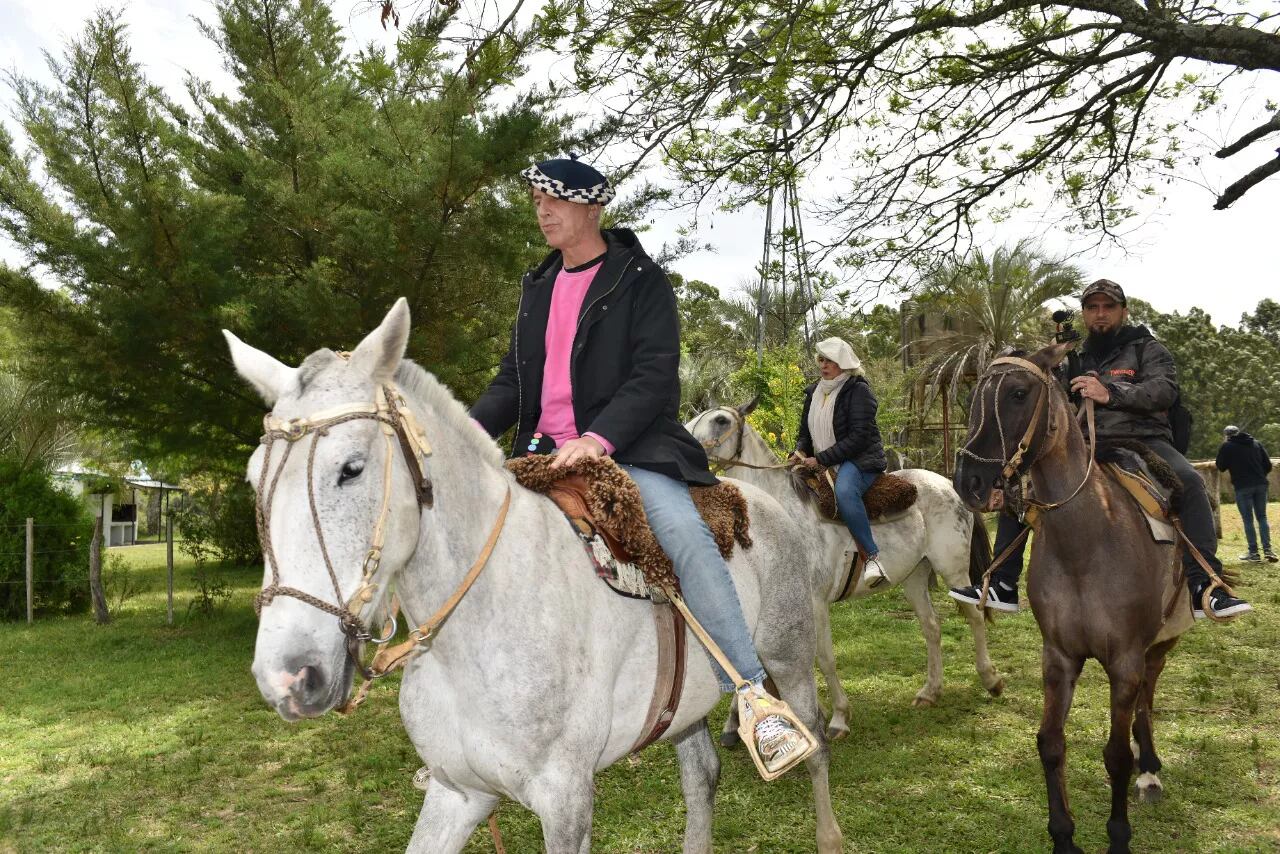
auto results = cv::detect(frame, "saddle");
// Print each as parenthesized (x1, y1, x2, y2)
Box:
(793, 464, 919, 525)
(505, 455, 753, 752)
(1096, 440, 1182, 544)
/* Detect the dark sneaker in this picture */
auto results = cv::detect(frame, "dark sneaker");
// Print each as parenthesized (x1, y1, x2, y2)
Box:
(1239, 551, 1262, 562)
(1192, 586, 1253, 621)
(1265, 549, 1278, 563)
(949, 580, 1019, 612)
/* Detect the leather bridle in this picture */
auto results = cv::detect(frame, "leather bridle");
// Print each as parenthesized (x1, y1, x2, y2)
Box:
(695, 408, 791, 474)
(253, 375, 510, 694)
(254, 383, 434, 661)
(958, 356, 1096, 521)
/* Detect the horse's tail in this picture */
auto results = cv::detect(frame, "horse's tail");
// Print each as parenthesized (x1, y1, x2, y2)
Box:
(966, 510, 995, 623)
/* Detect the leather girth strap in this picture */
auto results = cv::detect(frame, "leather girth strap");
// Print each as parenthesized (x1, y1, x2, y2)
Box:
(837, 549, 867, 602)
(630, 602, 688, 753)
(543, 475, 686, 752)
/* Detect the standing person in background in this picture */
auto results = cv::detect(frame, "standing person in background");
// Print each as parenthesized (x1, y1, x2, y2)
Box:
(1216, 425, 1276, 562)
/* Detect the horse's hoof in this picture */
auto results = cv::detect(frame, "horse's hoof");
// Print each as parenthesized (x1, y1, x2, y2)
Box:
(912, 695, 937, 708)
(986, 678, 1005, 697)
(826, 725, 849, 741)
(719, 731, 741, 749)
(1136, 783, 1164, 803)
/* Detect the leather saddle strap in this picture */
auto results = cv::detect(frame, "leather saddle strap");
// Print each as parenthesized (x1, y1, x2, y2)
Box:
(837, 550, 865, 602)
(630, 602, 688, 753)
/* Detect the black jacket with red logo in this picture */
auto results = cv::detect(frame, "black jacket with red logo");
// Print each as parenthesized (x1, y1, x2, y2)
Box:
(1066, 324, 1177, 443)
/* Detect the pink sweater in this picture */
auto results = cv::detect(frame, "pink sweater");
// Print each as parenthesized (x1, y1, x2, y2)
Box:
(536, 260, 614, 454)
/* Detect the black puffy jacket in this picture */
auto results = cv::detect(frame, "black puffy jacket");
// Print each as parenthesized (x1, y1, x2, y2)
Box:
(1067, 325, 1178, 443)
(469, 228, 716, 486)
(795, 376, 887, 472)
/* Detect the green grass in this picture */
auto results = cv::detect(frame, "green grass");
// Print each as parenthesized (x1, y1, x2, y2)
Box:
(2, 511, 1279, 852)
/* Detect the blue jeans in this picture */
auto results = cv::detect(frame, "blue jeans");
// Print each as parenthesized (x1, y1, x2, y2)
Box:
(1235, 484, 1272, 553)
(622, 464, 767, 691)
(835, 462, 880, 556)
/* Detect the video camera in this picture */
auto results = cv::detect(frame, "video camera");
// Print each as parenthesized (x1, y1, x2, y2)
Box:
(1052, 309, 1081, 344)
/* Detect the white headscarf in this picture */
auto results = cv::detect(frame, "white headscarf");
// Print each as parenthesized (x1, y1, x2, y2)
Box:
(808, 338, 862, 454)
(815, 337, 861, 372)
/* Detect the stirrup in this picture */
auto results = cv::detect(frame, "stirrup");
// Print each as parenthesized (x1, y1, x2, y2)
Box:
(735, 688, 819, 781)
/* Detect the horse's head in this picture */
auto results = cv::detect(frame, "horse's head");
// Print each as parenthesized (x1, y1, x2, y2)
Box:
(225, 299, 426, 720)
(684, 397, 759, 466)
(954, 342, 1072, 511)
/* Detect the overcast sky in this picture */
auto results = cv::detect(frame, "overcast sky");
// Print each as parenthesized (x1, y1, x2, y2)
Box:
(2, 0, 1276, 327)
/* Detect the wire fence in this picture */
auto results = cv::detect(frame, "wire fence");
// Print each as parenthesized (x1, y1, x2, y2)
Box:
(3, 516, 178, 625)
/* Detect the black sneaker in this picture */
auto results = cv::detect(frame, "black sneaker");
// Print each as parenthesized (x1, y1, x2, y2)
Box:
(1265, 549, 1278, 563)
(949, 581, 1019, 613)
(1192, 585, 1253, 620)
(1239, 551, 1262, 562)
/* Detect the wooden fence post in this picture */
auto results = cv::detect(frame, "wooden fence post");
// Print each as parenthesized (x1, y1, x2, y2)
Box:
(25, 517, 33, 624)
(166, 513, 174, 626)
(90, 515, 109, 624)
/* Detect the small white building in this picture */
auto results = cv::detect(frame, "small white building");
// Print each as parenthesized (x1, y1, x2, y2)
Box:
(53, 465, 183, 547)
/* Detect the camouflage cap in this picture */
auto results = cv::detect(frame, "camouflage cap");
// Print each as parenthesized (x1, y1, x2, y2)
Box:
(1080, 278, 1126, 305)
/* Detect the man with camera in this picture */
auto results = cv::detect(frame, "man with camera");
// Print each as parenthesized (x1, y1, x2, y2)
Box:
(949, 279, 1252, 621)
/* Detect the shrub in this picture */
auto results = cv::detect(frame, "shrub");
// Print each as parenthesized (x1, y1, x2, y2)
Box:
(173, 476, 261, 567)
(0, 459, 92, 619)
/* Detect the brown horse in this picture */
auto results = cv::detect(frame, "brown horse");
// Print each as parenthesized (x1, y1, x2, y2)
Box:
(954, 342, 1192, 854)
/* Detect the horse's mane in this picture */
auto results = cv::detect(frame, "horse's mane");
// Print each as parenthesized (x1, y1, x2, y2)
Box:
(394, 359, 505, 469)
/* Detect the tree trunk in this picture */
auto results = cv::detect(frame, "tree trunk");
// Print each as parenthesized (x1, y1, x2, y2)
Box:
(90, 515, 110, 625)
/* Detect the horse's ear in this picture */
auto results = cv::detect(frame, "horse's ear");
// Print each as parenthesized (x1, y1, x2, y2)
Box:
(1030, 341, 1074, 371)
(349, 298, 410, 383)
(223, 330, 299, 407)
(736, 395, 760, 417)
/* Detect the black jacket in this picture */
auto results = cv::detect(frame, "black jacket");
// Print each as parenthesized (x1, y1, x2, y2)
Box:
(795, 376, 887, 472)
(1067, 325, 1178, 443)
(1216, 432, 1273, 489)
(470, 228, 716, 486)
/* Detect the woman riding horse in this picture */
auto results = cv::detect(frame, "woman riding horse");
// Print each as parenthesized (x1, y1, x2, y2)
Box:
(469, 157, 815, 777)
(792, 337, 889, 586)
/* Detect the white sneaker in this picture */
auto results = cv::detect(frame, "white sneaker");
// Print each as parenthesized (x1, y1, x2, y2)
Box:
(864, 555, 888, 588)
(411, 766, 431, 791)
(738, 684, 814, 776)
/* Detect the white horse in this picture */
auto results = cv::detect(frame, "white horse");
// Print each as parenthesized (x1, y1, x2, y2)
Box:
(686, 402, 1004, 737)
(228, 301, 843, 853)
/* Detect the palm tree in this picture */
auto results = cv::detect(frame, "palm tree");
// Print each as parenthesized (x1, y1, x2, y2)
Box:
(912, 240, 1083, 407)
(0, 309, 82, 473)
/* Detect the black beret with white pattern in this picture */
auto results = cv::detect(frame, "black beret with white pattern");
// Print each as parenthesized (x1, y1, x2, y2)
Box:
(520, 157, 615, 205)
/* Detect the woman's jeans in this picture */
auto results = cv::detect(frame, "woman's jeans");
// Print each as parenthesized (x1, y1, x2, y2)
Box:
(1235, 484, 1272, 553)
(622, 464, 767, 691)
(835, 461, 881, 556)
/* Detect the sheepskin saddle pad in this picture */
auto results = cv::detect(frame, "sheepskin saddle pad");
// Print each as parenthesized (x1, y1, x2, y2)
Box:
(1095, 440, 1183, 543)
(791, 465, 918, 525)
(506, 455, 753, 599)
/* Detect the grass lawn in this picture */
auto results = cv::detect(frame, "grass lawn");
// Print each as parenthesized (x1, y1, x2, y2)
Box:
(2, 509, 1279, 852)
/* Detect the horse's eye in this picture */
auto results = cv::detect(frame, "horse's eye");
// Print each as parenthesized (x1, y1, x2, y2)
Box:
(714, 415, 730, 426)
(339, 459, 365, 485)
(1011, 388, 1028, 402)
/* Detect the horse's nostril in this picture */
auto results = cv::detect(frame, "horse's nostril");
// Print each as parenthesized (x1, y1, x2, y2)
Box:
(291, 665, 325, 703)
(967, 475, 983, 497)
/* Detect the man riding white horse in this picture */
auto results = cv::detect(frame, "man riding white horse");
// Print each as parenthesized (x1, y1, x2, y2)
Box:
(949, 279, 1252, 621)
(468, 156, 816, 777)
